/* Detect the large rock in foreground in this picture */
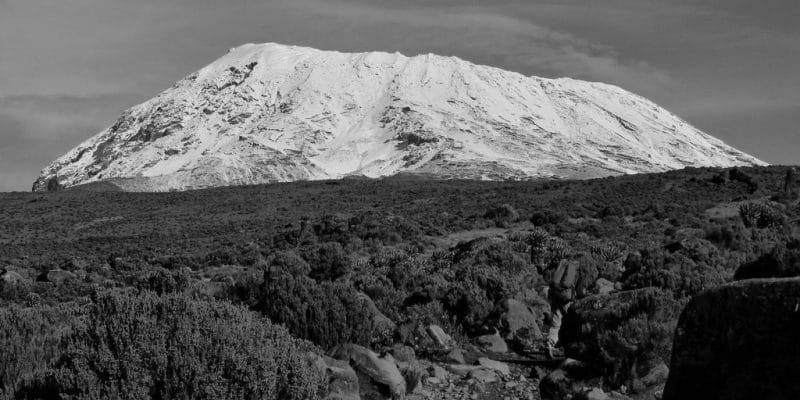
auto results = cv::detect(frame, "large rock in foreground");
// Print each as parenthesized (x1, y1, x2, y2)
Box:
(663, 278, 800, 400)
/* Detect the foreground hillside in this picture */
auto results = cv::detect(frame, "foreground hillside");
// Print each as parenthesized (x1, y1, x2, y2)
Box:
(2, 166, 799, 399)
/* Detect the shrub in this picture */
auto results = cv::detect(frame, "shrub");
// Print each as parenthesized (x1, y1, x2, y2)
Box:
(530, 209, 566, 227)
(526, 227, 550, 250)
(734, 244, 800, 280)
(300, 242, 351, 281)
(484, 204, 520, 227)
(0, 303, 85, 397)
(561, 288, 683, 388)
(728, 168, 759, 193)
(256, 270, 374, 350)
(590, 241, 626, 262)
(452, 239, 529, 275)
(444, 278, 494, 330)
(739, 202, 785, 229)
(136, 267, 190, 294)
(621, 248, 727, 299)
(10, 291, 324, 400)
(543, 237, 570, 268)
(265, 250, 311, 276)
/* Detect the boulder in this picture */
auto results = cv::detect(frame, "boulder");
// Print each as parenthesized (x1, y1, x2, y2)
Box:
(326, 359, 362, 400)
(500, 298, 543, 341)
(477, 357, 510, 376)
(443, 348, 466, 364)
(357, 292, 396, 342)
(425, 325, 453, 349)
(390, 345, 416, 363)
(38, 269, 76, 284)
(474, 331, 509, 353)
(560, 288, 680, 388)
(428, 364, 449, 380)
(1, 270, 26, 285)
(330, 344, 406, 399)
(663, 278, 800, 400)
(307, 353, 360, 400)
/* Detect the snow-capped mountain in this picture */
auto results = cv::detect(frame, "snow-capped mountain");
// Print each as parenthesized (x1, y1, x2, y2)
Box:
(34, 43, 764, 192)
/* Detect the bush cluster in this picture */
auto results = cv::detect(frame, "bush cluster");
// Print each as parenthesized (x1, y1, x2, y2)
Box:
(2, 291, 324, 400)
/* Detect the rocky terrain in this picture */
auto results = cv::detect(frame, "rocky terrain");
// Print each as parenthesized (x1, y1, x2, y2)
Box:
(34, 43, 763, 192)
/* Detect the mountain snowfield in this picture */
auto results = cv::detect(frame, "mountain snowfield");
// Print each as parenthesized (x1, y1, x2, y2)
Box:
(34, 43, 765, 191)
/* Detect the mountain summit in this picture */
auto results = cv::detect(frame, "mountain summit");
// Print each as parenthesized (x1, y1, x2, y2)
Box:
(34, 43, 764, 191)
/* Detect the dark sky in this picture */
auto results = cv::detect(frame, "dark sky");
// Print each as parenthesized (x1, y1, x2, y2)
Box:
(1, 0, 798, 191)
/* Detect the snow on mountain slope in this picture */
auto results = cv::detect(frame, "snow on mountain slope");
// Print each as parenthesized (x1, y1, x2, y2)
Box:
(33, 43, 765, 192)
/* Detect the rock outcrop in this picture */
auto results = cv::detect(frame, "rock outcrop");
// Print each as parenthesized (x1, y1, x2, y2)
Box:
(663, 278, 800, 400)
(330, 344, 406, 399)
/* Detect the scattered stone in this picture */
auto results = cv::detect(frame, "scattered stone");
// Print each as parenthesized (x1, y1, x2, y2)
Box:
(474, 332, 509, 353)
(468, 368, 499, 384)
(445, 364, 481, 377)
(330, 343, 406, 398)
(477, 358, 510, 376)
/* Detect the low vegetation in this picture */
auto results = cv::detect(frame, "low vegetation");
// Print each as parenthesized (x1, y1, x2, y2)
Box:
(1, 292, 324, 400)
(1, 165, 798, 397)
